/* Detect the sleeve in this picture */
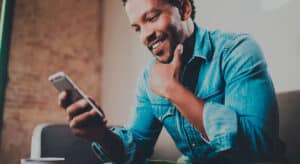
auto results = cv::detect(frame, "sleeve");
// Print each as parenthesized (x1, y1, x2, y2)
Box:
(203, 35, 284, 161)
(92, 66, 163, 163)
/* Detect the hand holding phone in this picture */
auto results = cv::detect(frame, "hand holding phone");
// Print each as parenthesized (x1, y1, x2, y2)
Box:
(48, 72, 105, 119)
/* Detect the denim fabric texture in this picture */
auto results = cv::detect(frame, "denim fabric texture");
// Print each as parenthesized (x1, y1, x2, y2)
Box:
(92, 24, 284, 163)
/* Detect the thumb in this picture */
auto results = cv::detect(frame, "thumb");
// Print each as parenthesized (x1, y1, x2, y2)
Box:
(171, 44, 183, 66)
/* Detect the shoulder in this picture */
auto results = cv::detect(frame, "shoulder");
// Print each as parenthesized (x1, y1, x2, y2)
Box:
(208, 29, 255, 54)
(205, 28, 266, 77)
(207, 29, 263, 61)
(206, 29, 264, 67)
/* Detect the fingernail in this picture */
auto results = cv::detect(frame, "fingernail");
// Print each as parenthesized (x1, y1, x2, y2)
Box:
(89, 109, 96, 115)
(178, 44, 183, 54)
(79, 99, 87, 106)
(70, 120, 74, 127)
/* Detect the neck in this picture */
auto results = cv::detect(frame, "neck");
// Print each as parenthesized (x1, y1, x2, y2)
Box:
(182, 22, 196, 65)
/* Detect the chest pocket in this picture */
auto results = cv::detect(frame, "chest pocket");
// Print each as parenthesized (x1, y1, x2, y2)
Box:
(148, 92, 176, 122)
(152, 103, 176, 122)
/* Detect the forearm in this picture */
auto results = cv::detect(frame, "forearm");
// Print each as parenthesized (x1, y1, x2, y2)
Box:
(165, 81, 208, 140)
(97, 129, 125, 163)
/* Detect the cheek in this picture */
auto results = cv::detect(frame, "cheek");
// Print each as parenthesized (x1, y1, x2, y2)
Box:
(159, 17, 181, 40)
(155, 15, 174, 31)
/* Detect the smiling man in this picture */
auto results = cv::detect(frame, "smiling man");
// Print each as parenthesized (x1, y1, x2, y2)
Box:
(58, 0, 285, 163)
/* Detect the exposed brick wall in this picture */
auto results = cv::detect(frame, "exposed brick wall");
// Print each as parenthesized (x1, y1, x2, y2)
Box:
(0, 1, 103, 163)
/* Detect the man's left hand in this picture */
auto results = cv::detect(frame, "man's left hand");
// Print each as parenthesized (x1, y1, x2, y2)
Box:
(149, 44, 183, 98)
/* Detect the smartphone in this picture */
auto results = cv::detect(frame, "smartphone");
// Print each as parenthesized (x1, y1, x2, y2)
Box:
(48, 72, 105, 119)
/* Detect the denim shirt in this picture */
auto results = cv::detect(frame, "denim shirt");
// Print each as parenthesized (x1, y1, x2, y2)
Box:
(92, 24, 284, 163)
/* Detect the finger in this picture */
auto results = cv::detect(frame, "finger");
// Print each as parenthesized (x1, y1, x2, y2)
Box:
(70, 111, 93, 128)
(171, 44, 183, 66)
(88, 96, 95, 103)
(66, 99, 89, 120)
(71, 127, 91, 138)
(71, 127, 84, 137)
(89, 108, 107, 123)
(87, 109, 106, 126)
(70, 109, 101, 128)
(88, 96, 98, 108)
(88, 108, 100, 117)
(58, 91, 68, 108)
(88, 96, 105, 117)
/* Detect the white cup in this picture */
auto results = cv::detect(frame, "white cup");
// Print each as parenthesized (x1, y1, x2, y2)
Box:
(21, 157, 65, 164)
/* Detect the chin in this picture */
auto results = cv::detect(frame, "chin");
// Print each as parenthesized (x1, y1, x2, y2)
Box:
(156, 53, 173, 64)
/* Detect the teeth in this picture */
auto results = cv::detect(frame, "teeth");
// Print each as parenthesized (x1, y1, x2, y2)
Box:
(152, 41, 161, 49)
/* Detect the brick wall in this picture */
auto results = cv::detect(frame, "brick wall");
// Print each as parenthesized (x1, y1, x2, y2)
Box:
(0, 1, 103, 163)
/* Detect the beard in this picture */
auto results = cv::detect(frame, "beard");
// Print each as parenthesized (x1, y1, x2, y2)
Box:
(150, 25, 182, 64)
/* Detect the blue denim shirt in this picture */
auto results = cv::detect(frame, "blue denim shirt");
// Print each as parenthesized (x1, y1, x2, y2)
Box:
(92, 24, 284, 163)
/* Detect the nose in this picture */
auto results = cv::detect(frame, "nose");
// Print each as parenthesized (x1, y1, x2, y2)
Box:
(140, 25, 156, 46)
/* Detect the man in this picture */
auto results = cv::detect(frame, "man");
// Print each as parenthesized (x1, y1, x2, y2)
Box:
(59, 0, 285, 163)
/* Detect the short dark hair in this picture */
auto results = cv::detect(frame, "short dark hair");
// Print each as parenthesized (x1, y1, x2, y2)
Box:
(122, 0, 196, 20)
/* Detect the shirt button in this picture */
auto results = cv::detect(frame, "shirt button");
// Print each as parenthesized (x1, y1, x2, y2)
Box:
(192, 143, 196, 147)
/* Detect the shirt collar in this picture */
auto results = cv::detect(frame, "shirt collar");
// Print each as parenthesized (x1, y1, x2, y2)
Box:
(191, 24, 213, 62)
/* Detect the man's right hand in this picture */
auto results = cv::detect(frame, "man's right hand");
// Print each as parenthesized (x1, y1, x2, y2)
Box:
(58, 91, 108, 143)
(58, 91, 125, 163)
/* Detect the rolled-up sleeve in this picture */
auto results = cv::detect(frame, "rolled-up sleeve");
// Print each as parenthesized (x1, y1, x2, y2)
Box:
(91, 142, 112, 163)
(202, 35, 282, 160)
(92, 66, 162, 163)
(91, 127, 137, 163)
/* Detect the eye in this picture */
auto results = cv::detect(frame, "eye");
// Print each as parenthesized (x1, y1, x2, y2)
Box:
(132, 26, 140, 33)
(147, 12, 160, 22)
(134, 27, 140, 33)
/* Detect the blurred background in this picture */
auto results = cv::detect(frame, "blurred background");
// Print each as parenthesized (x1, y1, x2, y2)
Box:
(0, 0, 299, 164)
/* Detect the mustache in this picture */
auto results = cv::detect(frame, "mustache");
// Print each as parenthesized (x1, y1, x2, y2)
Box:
(146, 33, 167, 47)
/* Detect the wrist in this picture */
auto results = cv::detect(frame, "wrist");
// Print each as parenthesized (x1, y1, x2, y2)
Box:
(165, 80, 182, 100)
(95, 127, 110, 144)
(94, 128, 123, 163)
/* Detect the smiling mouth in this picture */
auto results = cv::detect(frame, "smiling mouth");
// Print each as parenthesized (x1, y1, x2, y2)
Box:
(152, 41, 161, 49)
(149, 39, 167, 57)
(149, 39, 162, 50)
(150, 41, 164, 56)
(148, 34, 167, 56)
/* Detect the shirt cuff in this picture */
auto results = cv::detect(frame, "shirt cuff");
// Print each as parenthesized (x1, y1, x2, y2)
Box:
(91, 142, 112, 163)
(203, 102, 238, 152)
(111, 127, 136, 163)
(91, 127, 137, 164)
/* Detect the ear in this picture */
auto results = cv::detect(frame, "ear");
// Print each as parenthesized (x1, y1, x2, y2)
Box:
(179, 0, 192, 21)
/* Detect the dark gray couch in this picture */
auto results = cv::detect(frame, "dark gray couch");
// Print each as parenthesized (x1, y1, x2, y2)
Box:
(30, 90, 300, 163)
